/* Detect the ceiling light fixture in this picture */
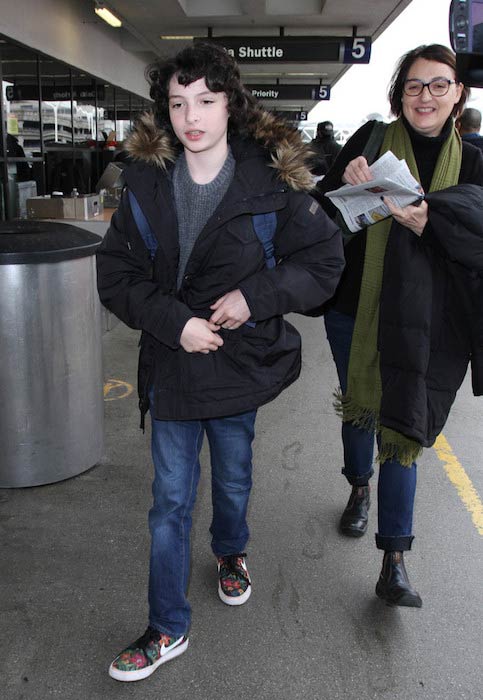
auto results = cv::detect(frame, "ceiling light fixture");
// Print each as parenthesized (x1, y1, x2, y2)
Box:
(160, 36, 195, 40)
(95, 4, 122, 28)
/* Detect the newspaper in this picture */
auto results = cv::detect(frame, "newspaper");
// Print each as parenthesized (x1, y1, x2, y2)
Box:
(325, 151, 424, 232)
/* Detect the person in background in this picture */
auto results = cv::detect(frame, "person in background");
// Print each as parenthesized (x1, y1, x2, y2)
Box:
(456, 106, 483, 152)
(310, 120, 342, 176)
(6, 133, 31, 182)
(316, 44, 483, 608)
(96, 42, 344, 682)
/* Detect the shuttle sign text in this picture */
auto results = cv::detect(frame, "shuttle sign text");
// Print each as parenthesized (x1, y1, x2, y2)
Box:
(198, 36, 371, 64)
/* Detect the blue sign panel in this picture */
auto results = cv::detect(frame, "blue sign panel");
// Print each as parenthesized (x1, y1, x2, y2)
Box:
(343, 37, 371, 64)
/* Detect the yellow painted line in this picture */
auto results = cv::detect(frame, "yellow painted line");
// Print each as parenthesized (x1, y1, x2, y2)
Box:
(434, 434, 483, 536)
(103, 379, 134, 401)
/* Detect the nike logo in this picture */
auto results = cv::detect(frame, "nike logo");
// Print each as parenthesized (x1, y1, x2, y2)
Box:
(160, 636, 184, 657)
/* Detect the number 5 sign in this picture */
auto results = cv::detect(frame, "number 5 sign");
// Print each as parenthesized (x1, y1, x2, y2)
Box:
(343, 37, 371, 64)
(311, 84, 331, 100)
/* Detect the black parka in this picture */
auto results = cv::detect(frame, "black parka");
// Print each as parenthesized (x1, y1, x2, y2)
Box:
(379, 184, 483, 446)
(96, 113, 344, 421)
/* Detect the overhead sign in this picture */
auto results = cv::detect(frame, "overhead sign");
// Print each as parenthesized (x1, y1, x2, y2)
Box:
(197, 36, 371, 64)
(248, 84, 331, 101)
(271, 110, 308, 122)
(6, 85, 104, 102)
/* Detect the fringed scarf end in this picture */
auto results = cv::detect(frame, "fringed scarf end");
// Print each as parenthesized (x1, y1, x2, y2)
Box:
(333, 388, 377, 432)
(378, 428, 423, 467)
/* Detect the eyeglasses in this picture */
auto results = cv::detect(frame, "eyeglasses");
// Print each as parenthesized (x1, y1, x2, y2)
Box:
(403, 78, 459, 97)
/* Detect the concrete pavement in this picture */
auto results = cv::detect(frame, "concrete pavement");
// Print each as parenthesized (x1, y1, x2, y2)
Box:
(1, 314, 482, 700)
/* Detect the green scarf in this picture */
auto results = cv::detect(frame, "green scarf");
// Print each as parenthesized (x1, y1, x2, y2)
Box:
(337, 117, 462, 466)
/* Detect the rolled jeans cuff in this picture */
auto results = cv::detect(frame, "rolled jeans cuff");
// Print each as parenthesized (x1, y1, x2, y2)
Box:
(342, 466, 374, 486)
(375, 534, 414, 552)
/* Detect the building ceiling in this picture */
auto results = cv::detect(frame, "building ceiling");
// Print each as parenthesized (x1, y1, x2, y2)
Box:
(99, 0, 413, 113)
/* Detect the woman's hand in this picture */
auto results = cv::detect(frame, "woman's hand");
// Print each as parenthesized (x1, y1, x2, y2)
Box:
(180, 318, 224, 354)
(210, 289, 251, 329)
(342, 156, 373, 185)
(383, 197, 429, 237)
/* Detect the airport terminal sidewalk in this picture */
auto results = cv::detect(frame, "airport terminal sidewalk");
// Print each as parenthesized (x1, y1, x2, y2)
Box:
(1, 316, 481, 700)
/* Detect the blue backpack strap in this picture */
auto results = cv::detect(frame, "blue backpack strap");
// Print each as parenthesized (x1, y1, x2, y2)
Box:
(252, 212, 277, 269)
(245, 211, 277, 328)
(127, 189, 158, 260)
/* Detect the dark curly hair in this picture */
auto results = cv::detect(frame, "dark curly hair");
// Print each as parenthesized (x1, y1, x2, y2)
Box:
(145, 41, 262, 140)
(388, 44, 469, 118)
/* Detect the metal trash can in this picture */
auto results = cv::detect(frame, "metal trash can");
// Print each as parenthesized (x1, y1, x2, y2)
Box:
(0, 221, 104, 487)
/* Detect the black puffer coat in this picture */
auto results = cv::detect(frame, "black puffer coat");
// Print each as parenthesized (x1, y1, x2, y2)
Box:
(317, 119, 483, 448)
(379, 184, 483, 446)
(96, 113, 344, 421)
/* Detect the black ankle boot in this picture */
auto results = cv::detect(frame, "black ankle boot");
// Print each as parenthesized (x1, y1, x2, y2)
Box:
(339, 485, 370, 537)
(375, 551, 422, 607)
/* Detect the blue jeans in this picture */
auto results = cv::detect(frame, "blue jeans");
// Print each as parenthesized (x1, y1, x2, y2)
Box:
(324, 309, 416, 551)
(148, 409, 256, 637)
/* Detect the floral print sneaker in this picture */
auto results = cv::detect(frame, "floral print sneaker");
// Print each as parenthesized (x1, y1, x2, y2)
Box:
(217, 553, 251, 606)
(109, 627, 189, 682)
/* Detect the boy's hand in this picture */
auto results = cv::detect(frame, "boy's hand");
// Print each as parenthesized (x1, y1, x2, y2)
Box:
(210, 289, 251, 329)
(180, 318, 224, 354)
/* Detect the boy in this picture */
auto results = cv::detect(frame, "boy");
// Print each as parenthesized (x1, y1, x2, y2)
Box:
(96, 42, 343, 682)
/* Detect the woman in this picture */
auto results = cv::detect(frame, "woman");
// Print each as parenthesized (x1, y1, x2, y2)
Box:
(96, 42, 344, 681)
(317, 44, 483, 607)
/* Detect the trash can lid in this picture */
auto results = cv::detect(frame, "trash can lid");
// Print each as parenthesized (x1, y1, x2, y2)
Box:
(0, 221, 103, 264)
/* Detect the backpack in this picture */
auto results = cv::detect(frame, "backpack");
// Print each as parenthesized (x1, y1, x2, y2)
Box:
(127, 189, 277, 267)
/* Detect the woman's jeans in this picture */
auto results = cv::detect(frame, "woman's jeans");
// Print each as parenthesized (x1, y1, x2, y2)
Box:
(324, 309, 416, 552)
(148, 409, 256, 637)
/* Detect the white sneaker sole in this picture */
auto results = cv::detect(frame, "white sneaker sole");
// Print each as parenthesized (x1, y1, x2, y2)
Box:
(218, 582, 252, 606)
(108, 637, 189, 682)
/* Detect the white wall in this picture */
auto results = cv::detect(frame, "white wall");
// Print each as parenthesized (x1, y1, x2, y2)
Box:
(0, 0, 151, 98)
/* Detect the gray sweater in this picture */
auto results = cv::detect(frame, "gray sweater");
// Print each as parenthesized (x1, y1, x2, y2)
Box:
(173, 149, 236, 289)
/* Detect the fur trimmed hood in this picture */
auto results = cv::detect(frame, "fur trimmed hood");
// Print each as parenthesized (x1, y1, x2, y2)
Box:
(124, 111, 316, 192)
